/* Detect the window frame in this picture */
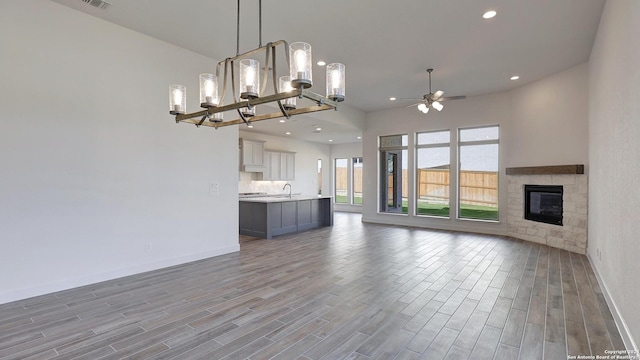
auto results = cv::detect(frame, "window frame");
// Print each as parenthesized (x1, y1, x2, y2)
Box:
(457, 125, 500, 222)
(351, 157, 363, 206)
(334, 158, 349, 204)
(415, 129, 451, 218)
(378, 134, 409, 215)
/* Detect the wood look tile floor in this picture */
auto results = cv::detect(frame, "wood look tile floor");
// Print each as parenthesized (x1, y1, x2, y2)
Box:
(0, 213, 626, 359)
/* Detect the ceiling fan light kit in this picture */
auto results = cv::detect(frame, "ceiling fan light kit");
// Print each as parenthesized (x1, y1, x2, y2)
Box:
(169, 0, 345, 129)
(401, 68, 466, 115)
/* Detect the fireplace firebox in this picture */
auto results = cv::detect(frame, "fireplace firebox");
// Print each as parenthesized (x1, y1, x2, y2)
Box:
(524, 185, 563, 226)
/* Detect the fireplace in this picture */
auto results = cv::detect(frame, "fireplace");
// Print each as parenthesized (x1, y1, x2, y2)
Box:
(506, 165, 586, 254)
(524, 185, 563, 226)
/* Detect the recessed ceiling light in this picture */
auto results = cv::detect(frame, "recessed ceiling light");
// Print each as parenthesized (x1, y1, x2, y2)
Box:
(247, 124, 254, 128)
(317, 61, 326, 66)
(510, 75, 520, 80)
(483, 10, 497, 19)
(316, 127, 322, 132)
(279, 119, 286, 123)
(357, 136, 362, 140)
(285, 132, 291, 135)
(389, 97, 396, 101)
(329, 139, 333, 142)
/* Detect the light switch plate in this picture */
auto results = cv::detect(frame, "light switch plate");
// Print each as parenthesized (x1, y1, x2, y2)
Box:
(209, 182, 220, 196)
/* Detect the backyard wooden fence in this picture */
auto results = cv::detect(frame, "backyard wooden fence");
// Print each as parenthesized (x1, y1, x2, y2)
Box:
(414, 169, 497, 207)
(335, 167, 363, 193)
(336, 167, 497, 207)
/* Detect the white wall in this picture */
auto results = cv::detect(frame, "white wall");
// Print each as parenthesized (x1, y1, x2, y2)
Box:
(505, 63, 589, 168)
(0, 1, 239, 304)
(238, 131, 331, 196)
(362, 63, 589, 236)
(588, 0, 640, 350)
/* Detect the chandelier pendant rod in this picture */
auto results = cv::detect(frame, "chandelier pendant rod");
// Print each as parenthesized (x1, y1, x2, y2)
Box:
(236, 0, 240, 56)
(259, 0, 262, 48)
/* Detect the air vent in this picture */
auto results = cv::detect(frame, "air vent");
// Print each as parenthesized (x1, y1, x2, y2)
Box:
(81, 0, 110, 10)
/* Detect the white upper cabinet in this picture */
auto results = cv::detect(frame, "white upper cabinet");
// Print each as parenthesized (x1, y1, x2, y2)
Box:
(240, 139, 265, 172)
(280, 152, 295, 180)
(260, 151, 295, 181)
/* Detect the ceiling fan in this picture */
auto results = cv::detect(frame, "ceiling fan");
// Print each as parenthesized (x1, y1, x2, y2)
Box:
(401, 69, 466, 114)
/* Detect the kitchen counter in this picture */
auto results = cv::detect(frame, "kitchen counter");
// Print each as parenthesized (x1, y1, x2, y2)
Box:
(239, 194, 332, 203)
(239, 195, 333, 239)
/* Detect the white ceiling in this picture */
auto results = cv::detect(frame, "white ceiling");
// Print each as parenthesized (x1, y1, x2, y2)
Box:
(52, 0, 605, 144)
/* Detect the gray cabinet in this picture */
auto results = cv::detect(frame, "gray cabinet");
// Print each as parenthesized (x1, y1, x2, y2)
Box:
(239, 197, 333, 239)
(297, 199, 323, 231)
(269, 201, 298, 236)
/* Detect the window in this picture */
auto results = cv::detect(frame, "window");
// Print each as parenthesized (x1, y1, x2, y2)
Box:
(416, 130, 450, 217)
(352, 157, 363, 205)
(379, 134, 408, 214)
(335, 158, 348, 203)
(458, 126, 499, 221)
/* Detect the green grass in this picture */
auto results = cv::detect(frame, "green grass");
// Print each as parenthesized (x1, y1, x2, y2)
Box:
(337, 196, 498, 221)
(335, 194, 363, 205)
(415, 203, 498, 220)
(335, 195, 348, 203)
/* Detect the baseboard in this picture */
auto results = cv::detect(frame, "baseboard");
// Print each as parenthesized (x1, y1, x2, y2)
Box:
(334, 205, 363, 213)
(361, 214, 508, 237)
(0, 244, 240, 305)
(587, 254, 639, 354)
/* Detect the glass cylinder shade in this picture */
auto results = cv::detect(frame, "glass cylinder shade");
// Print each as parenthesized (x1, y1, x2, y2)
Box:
(199, 73, 218, 108)
(279, 76, 296, 110)
(211, 109, 223, 121)
(241, 106, 255, 117)
(239, 59, 260, 99)
(326, 63, 345, 102)
(169, 84, 186, 115)
(289, 42, 312, 89)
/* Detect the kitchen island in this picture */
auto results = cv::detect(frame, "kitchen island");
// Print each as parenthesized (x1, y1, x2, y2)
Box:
(239, 195, 333, 239)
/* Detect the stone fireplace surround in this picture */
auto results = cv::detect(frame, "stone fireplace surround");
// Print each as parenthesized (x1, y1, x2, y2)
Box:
(506, 165, 588, 254)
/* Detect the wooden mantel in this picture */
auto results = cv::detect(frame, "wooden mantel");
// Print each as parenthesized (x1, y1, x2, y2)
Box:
(505, 164, 585, 175)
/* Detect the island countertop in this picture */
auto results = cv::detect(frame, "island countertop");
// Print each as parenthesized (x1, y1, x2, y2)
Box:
(239, 194, 333, 203)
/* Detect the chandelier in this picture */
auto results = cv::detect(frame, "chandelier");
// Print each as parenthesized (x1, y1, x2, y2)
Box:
(168, 0, 346, 128)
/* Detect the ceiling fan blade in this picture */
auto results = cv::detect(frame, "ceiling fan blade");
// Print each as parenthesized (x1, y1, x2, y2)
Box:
(395, 97, 423, 101)
(431, 90, 444, 100)
(405, 102, 423, 108)
(440, 95, 467, 101)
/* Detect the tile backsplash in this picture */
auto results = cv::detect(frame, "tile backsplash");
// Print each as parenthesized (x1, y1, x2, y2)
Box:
(238, 171, 290, 194)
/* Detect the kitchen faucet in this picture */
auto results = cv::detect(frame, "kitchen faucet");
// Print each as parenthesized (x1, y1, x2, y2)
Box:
(283, 183, 292, 198)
